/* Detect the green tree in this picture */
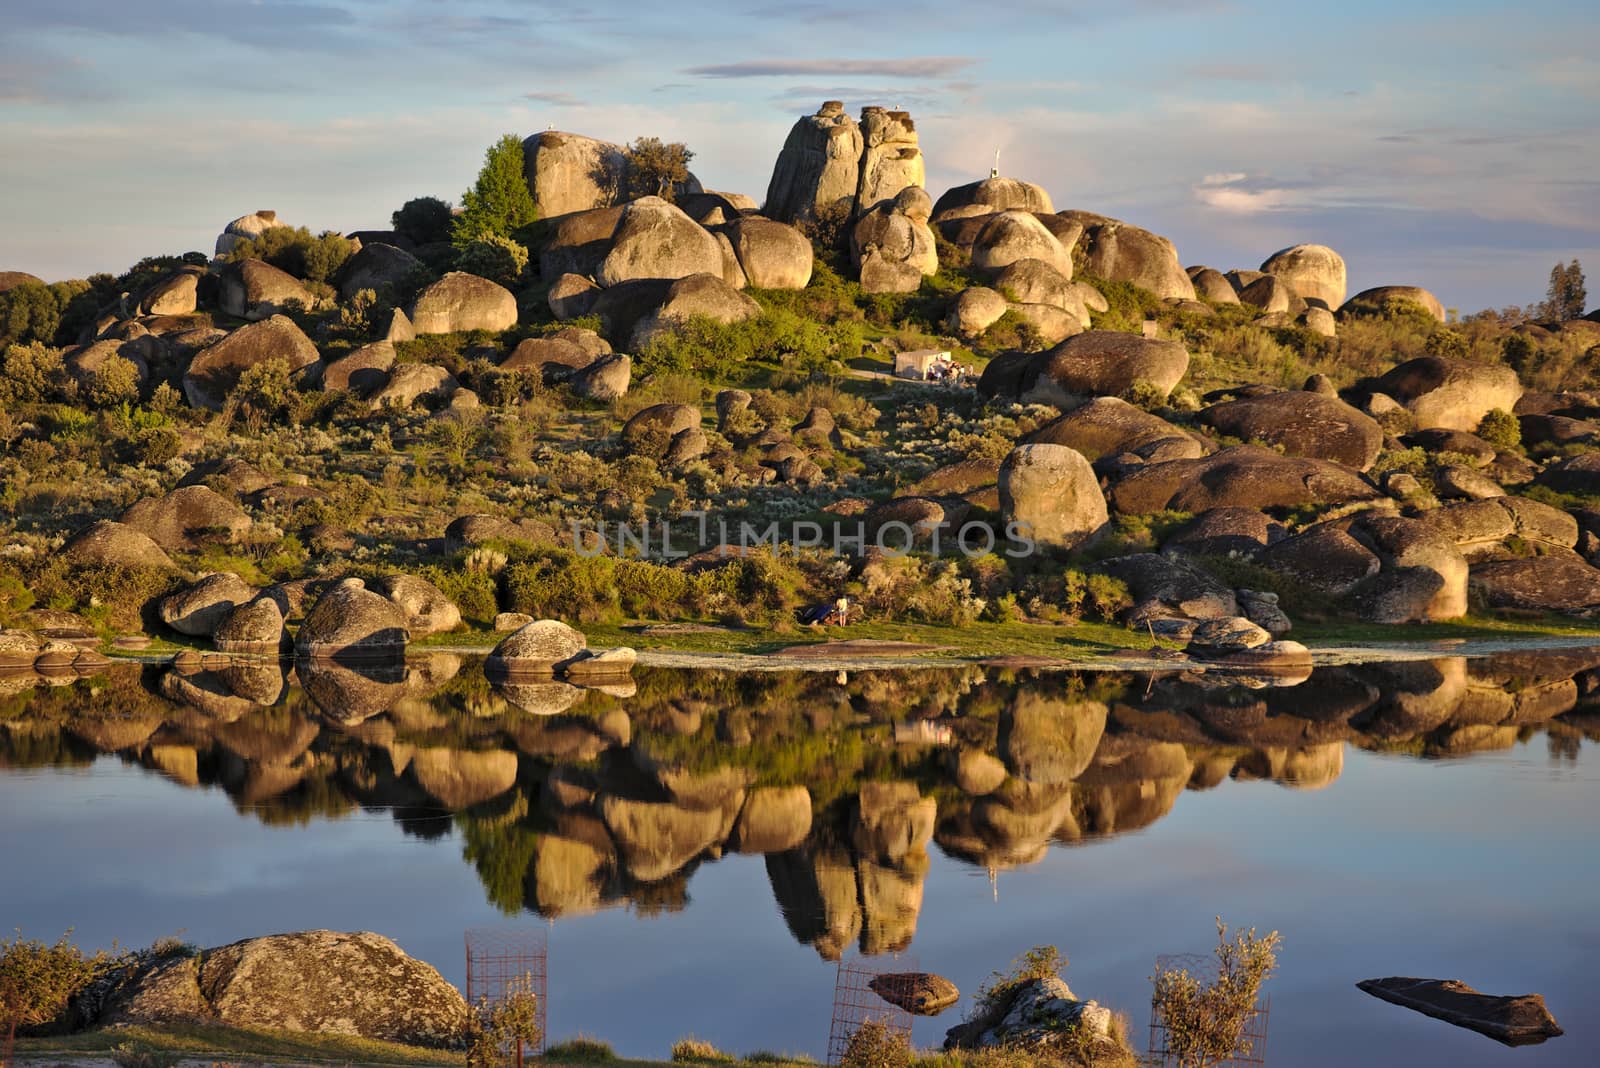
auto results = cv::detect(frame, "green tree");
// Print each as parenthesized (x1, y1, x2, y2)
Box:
(1541, 259, 1587, 321)
(0, 931, 109, 1036)
(0, 282, 63, 347)
(623, 137, 694, 202)
(455, 135, 538, 246)
(392, 196, 456, 246)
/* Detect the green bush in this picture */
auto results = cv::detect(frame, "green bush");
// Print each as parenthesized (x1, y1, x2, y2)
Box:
(638, 309, 859, 380)
(423, 564, 500, 625)
(457, 234, 529, 288)
(455, 134, 538, 245)
(0, 341, 66, 404)
(1476, 408, 1521, 451)
(543, 1037, 616, 1062)
(839, 1020, 910, 1068)
(227, 227, 355, 284)
(0, 282, 64, 347)
(83, 354, 142, 407)
(0, 930, 111, 1032)
(671, 1036, 733, 1063)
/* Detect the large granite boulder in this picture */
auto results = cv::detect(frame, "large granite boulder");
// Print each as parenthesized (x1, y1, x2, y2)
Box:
(764, 101, 865, 224)
(1109, 446, 1381, 514)
(1060, 211, 1195, 301)
(994, 259, 1091, 327)
(998, 443, 1109, 552)
(596, 197, 723, 287)
(214, 210, 287, 258)
(368, 363, 458, 409)
(1238, 274, 1304, 316)
(1187, 266, 1241, 305)
(159, 572, 256, 637)
(630, 272, 761, 349)
(97, 931, 468, 1047)
(1356, 977, 1563, 1046)
(852, 202, 938, 294)
(295, 578, 410, 658)
(1260, 244, 1347, 308)
(521, 130, 627, 219)
(725, 217, 813, 289)
(943, 975, 1112, 1053)
(571, 353, 632, 401)
(59, 520, 177, 570)
(1028, 397, 1205, 461)
(337, 243, 423, 302)
(1367, 357, 1523, 432)
(622, 402, 701, 458)
(1471, 556, 1600, 614)
(140, 269, 202, 316)
(932, 177, 1054, 219)
(183, 315, 319, 411)
(486, 619, 587, 675)
(970, 211, 1072, 278)
(947, 287, 1009, 338)
(1417, 497, 1579, 558)
(213, 597, 288, 654)
(408, 272, 516, 335)
(1164, 507, 1281, 557)
(1342, 285, 1447, 323)
(979, 331, 1190, 404)
(218, 258, 315, 321)
(540, 206, 627, 280)
(1353, 515, 1469, 622)
(322, 341, 394, 396)
(1102, 553, 1238, 619)
(1198, 391, 1383, 471)
(856, 106, 925, 213)
(371, 574, 461, 637)
(121, 486, 252, 550)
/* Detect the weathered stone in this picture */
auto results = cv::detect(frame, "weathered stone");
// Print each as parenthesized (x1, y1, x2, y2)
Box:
(725, 217, 813, 289)
(1029, 396, 1203, 461)
(1471, 556, 1600, 614)
(1164, 508, 1280, 557)
(1110, 446, 1381, 515)
(932, 177, 1054, 219)
(947, 287, 1009, 338)
(184, 315, 319, 411)
(764, 101, 864, 224)
(521, 130, 627, 218)
(1434, 464, 1504, 500)
(1367, 357, 1523, 432)
(409, 272, 516, 335)
(1186, 266, 1241, 305)
(1342, 286, 1447, 323)
(121, 486, 252, 551)
(853, 781, 935, 863)
(971, 211, 1071, 278)
(368, 363, 457, 409)
(623, 403, 701, 458)
(630, 272, 761, 349)
(322, 341, 395, 396)
(953, 750, 1008, 796)
(980, 331, 1189, 404)
(213, 597, 287, 654)
(1261, 244, 1347, 308)
(998, 443, 1108, 552)
(214, 210, 287, 257)
(601, 790, 743, 883)
(372, 574, 460, 636)
(856, 107, 924, 213)
(337, 243, 423, 302)
(295, 578, 410, 658)
(1103, 553, 1238, 619)
(219, 258, 314, 321)
(1356, 977, 1563, 1046)
(869, 973, 960, 1017)
(1000, 694, 1106, 784)
(1060, 211, 1195, 300)
(570, 353, 631, 401)
(597, 197, 723, 287)
(487, 619, 588, 675)
(1198, 391, 1382, 471)
(1186, 616, 1272, 657)
(160, 572, 256, 637)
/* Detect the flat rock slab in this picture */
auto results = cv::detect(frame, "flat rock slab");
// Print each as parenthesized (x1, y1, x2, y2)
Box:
(770, 639, 949, 659)
(1357, 977, 1564, 1046)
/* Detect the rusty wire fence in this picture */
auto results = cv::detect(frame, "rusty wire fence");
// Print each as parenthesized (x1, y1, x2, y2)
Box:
(1147, 953, 1269, 1067)
(465, 926, 549, 1061)
(827, 953, 917, 1067)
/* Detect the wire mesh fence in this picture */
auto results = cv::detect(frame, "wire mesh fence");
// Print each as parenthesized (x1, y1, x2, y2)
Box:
(827, 954, 917, 1067)
(465, 926, 550, 1061)
(1147, 953, 1269, 1067)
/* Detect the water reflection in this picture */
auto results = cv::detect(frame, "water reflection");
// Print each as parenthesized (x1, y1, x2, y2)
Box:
(3, 652, 1598, 960)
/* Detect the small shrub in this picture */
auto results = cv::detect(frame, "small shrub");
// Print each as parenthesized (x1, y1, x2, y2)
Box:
(544, 1036, 616, 1062)
(1476, 408, 1521, 451)
(1150, 919, 1281, 1068)
(0, 930, 110, 1033)
(458, 234, 530, 288)
(0, 341, 66, 404)
(973, 945, 1068, 1019)
(839, 1020, 910, 1068)
(672, 1036, 733, 1062)
(227, 227, 354, 284)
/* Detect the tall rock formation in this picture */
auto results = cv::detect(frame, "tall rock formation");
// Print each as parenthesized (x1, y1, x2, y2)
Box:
(765, 102, 924, 224)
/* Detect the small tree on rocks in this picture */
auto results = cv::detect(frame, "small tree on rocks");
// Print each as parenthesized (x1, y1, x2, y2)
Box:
(456, 135, 538, 247)
(623, 137, 694, 202)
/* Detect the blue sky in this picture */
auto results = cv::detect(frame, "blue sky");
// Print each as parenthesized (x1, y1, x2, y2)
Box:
(1, 0, 1596, 312)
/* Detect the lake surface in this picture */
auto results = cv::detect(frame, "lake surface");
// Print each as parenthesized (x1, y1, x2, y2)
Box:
(2, 652, 1597, 1065)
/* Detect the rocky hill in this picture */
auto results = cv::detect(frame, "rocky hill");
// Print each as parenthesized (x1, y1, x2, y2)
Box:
(2, 100, 1600, 657)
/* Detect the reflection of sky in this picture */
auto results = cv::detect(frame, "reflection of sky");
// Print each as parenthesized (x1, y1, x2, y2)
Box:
(2, 737, 1596, 1067)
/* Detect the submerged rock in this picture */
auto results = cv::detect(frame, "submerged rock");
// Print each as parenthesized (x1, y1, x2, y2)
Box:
(1357, 977, 1563, 1046)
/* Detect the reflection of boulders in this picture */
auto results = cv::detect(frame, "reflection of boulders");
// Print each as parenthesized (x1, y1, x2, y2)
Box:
(528, 834, 614, 916)
(295, 657, 408, 724)
(767, 845, 862, 961)
(859, 854, 927, 955)
(1000, 694, 1106, 784)
(600, 790, 744, 883)
(853, 781, 935, 863)
(410, 748, 519, 809)
(732, 786, 813, 853)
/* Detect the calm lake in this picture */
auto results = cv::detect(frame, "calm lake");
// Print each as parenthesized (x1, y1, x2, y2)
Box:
(2, 652, 1597, 1066)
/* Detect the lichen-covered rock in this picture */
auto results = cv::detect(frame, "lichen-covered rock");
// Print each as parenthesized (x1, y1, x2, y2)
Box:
(159, 572, 256, 637)
(337, 243, 423, 302)
(855, 107, 924, 213)
(630, 272, 761, 349)
(408, 272, 517, 335)
(368, 363, 457, 409)
(1110, 446, 1381, 515)
(487, 619, 588, 675)
(99, 931, 468, 1047)
(213, 597, 287, 654)
(1367, 357, 1523, 432)
(1198, 390, 1382, 471)
(725, 217, 813, 289)
(1187, 266, 1241, 305)
(870, 973, 960, 1017)
(998, 443, 1108, 552)
(214, 210, 287, 258)
(371, 574, 461, 637)
(1342, 285, 1447, 323)
(622, 403, 701, 458)
(521, 130, 627, 219)
(1471, 556, 1600, 614)
(1261, 244, 1347, 308)
(1029, 396, 1204, 461)
(59, 520, 177, 570)
(184, 315, 319, 411)
(219, 258, 315, 321)
(596, 197, 723, 287)
(947, 287, 1010, 338)
(764, 101, 865, 224)
(851, 204, 938, 293)
(980, 331, 1190, 405)
(933, 177, 1054, 219)
(295, 578, 410, 658)
(121, 485, 253, 550)
(971, 211, 1072, 278)
(322, 340, 395, 396)
(570, 353, 632, 401)
(1060, 211, 1195, 300)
